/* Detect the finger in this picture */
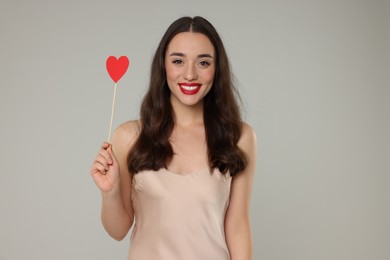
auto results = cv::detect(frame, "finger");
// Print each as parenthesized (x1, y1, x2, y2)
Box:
(101, 142, 111, 149)
(91, 162, 107, 176)
(106, 146, 118, 165)
(98, 149, 113, 164)
(95, 154, 110, 170)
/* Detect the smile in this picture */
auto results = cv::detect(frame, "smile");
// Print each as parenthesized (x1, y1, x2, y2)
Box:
(178, 83, 202, 95)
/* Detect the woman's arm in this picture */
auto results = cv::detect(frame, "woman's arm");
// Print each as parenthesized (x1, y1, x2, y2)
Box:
(92, 121, 139, 241)
(224, 123, 257, 260)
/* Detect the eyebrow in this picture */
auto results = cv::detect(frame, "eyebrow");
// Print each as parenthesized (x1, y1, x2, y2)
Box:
(169, 52, 214, 59)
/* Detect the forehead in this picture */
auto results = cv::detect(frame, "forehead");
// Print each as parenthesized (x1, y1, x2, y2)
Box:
(166, 32, 215, 56)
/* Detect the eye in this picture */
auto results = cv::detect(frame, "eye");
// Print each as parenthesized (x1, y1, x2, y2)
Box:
(198, 60, 210, 67)
(172, 59, 184, 65)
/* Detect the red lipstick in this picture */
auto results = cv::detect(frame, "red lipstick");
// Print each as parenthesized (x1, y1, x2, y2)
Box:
(178, 83, 202, 95)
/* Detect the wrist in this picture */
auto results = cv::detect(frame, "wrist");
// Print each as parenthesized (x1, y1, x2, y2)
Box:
(101, 187, 121, 200)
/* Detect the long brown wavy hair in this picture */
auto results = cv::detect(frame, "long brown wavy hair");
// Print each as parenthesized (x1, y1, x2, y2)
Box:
(127, 16, 247, 176)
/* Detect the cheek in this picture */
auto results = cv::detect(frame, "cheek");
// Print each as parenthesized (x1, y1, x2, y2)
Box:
(165, 64, 179, 82)
(203, 68, 215, 84)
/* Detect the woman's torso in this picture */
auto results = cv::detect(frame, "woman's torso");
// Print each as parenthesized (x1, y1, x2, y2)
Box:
(127, 167, 232, 260)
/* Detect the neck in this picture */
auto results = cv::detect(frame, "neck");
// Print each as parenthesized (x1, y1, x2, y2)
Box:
(170, 95, 204, 127)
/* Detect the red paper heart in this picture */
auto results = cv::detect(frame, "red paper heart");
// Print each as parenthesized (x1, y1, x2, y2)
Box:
(106, 56, 129, 83)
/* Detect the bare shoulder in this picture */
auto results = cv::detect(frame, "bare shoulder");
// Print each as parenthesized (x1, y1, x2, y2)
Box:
(238, 122, 257, 153)
(111, 120, 141, 172)
(112, 120, 141, 146)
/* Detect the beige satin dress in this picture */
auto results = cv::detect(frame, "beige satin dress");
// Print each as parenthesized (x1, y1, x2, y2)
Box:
(127, 167, 232, 260)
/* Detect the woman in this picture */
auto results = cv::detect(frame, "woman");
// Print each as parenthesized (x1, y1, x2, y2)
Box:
(90, 16, 256, 260)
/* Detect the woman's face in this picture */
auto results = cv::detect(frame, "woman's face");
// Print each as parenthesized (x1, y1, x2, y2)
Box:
(165, 32, 215, 107)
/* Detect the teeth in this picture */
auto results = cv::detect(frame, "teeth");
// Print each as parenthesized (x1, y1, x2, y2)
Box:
(181, 85, 199, 91)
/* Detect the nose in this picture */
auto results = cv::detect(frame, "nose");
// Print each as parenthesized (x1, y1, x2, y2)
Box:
(184, 63, 198, 81)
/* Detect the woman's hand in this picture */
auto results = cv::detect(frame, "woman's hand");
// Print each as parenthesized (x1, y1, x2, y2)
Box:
(90, 142, 120, 194)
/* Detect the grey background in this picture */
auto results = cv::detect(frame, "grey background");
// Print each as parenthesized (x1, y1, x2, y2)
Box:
(0, 0, 389, 259)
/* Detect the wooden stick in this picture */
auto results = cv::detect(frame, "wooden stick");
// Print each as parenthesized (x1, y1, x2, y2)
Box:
(107, 83, 117, 142)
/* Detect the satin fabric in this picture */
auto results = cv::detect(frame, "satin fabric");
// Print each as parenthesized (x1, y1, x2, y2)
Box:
(127, 167, 232, 260)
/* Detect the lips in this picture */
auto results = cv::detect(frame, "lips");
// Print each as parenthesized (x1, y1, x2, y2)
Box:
(178, 83, 202, 95)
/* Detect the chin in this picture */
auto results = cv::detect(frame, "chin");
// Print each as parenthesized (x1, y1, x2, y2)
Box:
(175, 95, 203, 107)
